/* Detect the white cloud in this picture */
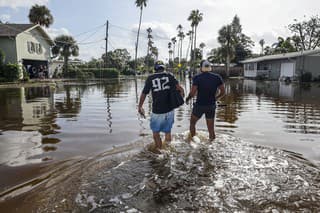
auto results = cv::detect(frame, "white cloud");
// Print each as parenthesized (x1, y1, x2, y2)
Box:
(0, 14, 11, 22)
(45, 27, 70, 39)
(0, 0, 49, 8)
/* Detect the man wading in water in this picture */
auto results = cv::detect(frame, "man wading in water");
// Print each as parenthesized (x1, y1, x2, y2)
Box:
(186, 60, 226, 141)
(138, 61, 184, 153)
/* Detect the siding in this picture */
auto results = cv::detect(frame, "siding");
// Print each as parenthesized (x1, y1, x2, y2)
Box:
(0, 37, 17, 63)
(15, 28, 51, 62)
(296, 55, 320, 79)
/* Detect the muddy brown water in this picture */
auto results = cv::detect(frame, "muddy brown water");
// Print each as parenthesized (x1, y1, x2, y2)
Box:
(0, 78, 320, 212)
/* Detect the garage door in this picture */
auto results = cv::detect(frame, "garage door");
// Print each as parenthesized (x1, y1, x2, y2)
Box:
(280, 62, 295, 77)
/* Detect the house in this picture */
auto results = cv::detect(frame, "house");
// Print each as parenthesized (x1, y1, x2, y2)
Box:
(241, 49, 320, 81)
(0, 24, 54, 78)
(49, 59, 83, 78)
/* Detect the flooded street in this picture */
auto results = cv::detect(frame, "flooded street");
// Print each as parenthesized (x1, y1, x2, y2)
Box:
(0, 78, 320, 212)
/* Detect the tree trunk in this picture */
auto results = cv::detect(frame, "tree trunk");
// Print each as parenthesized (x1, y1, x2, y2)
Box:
(177, 39, 180, 63)
(64, 55, 68, 75)
(180, 38, 183, 63)
(193, 26, 197, 75)
(134, 7, 143, 75)
(226, 53, 230, 77)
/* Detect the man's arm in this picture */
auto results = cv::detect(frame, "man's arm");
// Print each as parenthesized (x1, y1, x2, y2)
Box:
(185, 85, 198, 104)
(176, 84, 185, 97)
(138, 93, 146, 118)
(216, 84, 226, 101)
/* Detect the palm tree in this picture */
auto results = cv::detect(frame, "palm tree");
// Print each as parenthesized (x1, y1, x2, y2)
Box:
(218, 24, 235, 77)
(199, 42, 206, 59)
(134, 0, 148, 73)
(171, 37, 177, 61)
(168, 42, 172, 61)
(188, 10, 203, 73)
(259, 39, 265, 55)
(176, 25, 183, 62)
(150, 46, 159, 60)
(52, 35, 79, 74)
(28, 4, 54, 28)
(146, 27, 152, 57)
(185, 30, 193, 61)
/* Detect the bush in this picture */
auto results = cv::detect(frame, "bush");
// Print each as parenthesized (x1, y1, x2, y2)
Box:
(121, 68, 135, 76)
(82, 68, 119, 78)
(0, 63, 20, 82)
(22, 66, 30, 82)
(0, 49, 5, 66)
(301, 72, 312, 82)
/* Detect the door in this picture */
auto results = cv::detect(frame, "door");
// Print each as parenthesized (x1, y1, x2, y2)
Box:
(280, 62, 295, 77)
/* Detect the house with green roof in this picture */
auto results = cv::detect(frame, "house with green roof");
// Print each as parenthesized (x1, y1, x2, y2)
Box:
(0, 24, 54, 78)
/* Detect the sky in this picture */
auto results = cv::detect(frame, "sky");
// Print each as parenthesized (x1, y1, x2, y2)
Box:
(0, 0, 319, 61)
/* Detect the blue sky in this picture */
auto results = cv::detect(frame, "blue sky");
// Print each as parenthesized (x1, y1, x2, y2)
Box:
(1, 0, 320, 61)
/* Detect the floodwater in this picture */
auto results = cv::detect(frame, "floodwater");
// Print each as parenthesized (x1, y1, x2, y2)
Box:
(0, 78, 320, 212)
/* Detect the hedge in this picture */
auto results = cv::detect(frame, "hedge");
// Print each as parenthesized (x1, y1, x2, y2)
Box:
(79, 68, 119, 78)
(0, 63, 21, 82)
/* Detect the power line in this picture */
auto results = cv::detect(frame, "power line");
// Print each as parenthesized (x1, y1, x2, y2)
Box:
(0, 23, 105, 46)
(73, 24, 106, 38)
(109, 22, 171, 41)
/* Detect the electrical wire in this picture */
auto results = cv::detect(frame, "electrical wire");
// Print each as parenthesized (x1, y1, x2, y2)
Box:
(0, 23, 105, 45)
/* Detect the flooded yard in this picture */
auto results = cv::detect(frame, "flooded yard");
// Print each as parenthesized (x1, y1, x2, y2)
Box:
(0, 78, 320, 212)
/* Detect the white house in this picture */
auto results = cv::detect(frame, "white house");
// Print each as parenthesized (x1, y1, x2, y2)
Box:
(241, 49, 320, 81)
(0, 24, 54, 78)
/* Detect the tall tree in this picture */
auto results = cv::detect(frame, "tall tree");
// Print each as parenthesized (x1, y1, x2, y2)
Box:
(218, 15, 253, 76)
(168, 42, 173, 63)
(176, 24, 184, 63)
(171, 37, 177, 61)
(52, 35, 79, 73)
(272, 37, 296, 53)
(188, 9, 203, 72)
(259, 39, 265, 55)
(288, 15, 320, 50)
(146, 27, 152, 57)
(185, 30, 193, 61)
(218, 25, 235, 76)
(28, 4, 54, 28)
(199, 42, 206, 59)
(150, 46, 159, 60)
(102, 48, 131, 71)
(134, 0, 148, 73)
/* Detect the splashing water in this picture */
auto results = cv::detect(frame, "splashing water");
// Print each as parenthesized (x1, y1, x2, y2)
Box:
(74, 132, 320, 212)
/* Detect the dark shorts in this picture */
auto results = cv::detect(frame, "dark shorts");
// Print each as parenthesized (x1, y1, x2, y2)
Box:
(192, 104, 216, 119)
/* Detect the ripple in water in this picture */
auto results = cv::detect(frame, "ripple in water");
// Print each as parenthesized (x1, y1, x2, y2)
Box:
(75, 132, 320, 212)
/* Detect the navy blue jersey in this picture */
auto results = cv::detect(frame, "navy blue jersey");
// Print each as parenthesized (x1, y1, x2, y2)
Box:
(142, 72, 178, 114)
(192, 72, 223, 106)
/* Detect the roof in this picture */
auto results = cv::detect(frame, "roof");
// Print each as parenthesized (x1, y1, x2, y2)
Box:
(0, 23, 54, 45)
(241, 49, 320, 64)
(0, 24, 35, 36)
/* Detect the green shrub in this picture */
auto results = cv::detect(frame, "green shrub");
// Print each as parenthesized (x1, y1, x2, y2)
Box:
(82, 68, 119, 78)
(121, 68, 135, 76)
(1, 63, 20, 82)
(62, 68, 119, 79)
(301, 72, 312, 82)
(0, 49, 5, 66)
(22, 66, 30, 82)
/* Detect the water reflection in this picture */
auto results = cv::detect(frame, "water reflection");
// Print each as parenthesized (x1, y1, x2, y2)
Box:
(0, 79, 320, 168)
(0, 86, 60, 166)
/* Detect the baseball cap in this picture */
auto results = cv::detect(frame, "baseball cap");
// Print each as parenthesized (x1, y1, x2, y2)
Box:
(200, 60, 212, 72)
(154, 60, 165, 71)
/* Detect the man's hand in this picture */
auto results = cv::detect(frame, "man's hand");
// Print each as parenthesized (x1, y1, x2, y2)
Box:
(185, 96, 191, 105)
(138, 107, 146, 118)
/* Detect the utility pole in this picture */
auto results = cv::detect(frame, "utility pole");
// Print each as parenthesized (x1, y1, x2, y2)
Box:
(105, 20, 109, 68)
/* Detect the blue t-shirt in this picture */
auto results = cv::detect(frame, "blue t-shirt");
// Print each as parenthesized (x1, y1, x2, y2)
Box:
(192, 72, 223, 106)
(142, 72, 178, 114)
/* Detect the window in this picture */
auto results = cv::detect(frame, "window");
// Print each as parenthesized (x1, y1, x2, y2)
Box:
(27, 42, 42, 54)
